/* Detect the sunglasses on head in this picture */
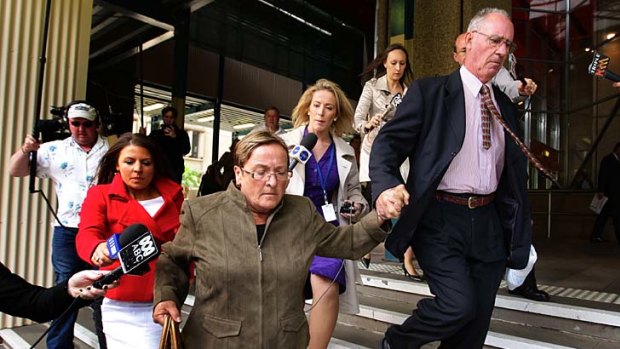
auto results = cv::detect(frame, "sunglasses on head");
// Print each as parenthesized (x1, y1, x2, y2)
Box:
(70, 120, 94, 128)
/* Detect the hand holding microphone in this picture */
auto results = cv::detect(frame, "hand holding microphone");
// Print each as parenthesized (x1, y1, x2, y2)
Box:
(91, 223, 160, 289)
(67, 270, 118, 299)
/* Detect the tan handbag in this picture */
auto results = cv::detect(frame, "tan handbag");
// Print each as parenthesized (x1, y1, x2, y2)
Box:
(159, 315, 184, 349)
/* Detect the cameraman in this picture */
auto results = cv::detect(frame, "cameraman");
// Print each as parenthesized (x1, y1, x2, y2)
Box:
(9, 101, 109, 349)
(148, 106, 190, 184)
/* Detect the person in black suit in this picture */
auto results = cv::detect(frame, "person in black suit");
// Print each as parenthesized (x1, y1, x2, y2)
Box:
(590, 142, 620, 243)
(148, 106, 191, 184)
(370, 8, 532, 349)
(0, 262, 110, 322)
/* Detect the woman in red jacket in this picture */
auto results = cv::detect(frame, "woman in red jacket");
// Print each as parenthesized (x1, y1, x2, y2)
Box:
(77, 133, 184, 348)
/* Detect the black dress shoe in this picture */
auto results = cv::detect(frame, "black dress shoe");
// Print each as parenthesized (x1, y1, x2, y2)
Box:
(590, 236, 606, 243)
(380, 337, 392, 349)
(509, 286, 550, 302)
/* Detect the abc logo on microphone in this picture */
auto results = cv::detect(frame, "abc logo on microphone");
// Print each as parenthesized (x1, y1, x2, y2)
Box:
(291, 146, 310, 162)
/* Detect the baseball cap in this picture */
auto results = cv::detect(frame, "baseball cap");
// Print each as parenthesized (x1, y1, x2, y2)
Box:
(67, 103, 97, 121)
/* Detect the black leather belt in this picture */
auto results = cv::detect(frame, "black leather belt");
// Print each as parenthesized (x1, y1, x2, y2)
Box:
(435, 191, 495, 209)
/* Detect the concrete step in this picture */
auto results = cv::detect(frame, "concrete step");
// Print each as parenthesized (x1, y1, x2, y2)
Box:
(2, 267, 620, 349)
(354, 270, 620, 348)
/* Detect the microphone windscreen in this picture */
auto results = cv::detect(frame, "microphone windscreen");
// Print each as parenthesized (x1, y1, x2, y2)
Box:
(300, 133, 318, 151)
(118, 224, 149, 247)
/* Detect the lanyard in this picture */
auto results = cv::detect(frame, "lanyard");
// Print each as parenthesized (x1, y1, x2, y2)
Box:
(316, 144, 335, 205)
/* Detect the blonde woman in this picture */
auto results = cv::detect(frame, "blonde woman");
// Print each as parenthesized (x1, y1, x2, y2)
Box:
(282, 79, 367, 349)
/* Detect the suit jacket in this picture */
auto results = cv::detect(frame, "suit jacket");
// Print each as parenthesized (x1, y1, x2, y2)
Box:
(598, 152, 620, 201)
(149, 126, 191, 181)
(369, 69, 532, 269)
(0, 262, 81, 322)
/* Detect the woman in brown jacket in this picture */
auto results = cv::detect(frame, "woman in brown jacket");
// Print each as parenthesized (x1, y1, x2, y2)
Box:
(153, 130, 393, 348)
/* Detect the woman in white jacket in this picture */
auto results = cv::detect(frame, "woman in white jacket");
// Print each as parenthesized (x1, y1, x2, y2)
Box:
(282, 79, 367, 349)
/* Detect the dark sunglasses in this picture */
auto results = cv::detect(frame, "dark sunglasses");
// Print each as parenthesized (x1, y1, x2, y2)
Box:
(70, 120, 95, 128)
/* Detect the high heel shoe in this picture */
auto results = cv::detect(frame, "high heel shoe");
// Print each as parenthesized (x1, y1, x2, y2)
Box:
(402, 263, 425, 282)
(361, 257, 371, 268)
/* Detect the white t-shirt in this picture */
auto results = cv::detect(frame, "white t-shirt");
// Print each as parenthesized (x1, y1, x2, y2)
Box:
(36, 135, 109, 227)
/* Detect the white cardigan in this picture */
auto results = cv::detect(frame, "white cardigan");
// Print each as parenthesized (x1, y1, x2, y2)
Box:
(281, 126, 368, 314)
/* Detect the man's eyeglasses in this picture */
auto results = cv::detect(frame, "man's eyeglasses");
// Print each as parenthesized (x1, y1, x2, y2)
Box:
(70, 120, 95, 128)
(473, 31, 517, 54)
(241, 168, 291, 182)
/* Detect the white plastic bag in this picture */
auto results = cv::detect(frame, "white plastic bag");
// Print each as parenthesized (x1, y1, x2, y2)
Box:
(505, 245, 537, 290)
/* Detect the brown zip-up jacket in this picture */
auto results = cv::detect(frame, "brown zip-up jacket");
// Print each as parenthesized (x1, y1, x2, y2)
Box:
(154, 183, 386, 348)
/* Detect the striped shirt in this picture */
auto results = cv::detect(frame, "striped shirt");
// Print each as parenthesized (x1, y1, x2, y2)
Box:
(437, 66, 505, 195)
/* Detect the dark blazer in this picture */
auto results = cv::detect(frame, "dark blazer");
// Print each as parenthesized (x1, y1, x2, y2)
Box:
(0, 262, 78, 322)
(369, 69, 532, 269)
(598, 153, 620, 201)
(149, 125, 191, 182)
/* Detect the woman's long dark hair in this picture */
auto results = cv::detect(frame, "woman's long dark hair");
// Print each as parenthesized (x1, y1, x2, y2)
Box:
(360, 43, 414, 87)
(96, 132, 172, 184)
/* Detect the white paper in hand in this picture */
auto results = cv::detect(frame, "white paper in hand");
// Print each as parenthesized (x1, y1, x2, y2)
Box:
(590, 195, 608, 214)
(505, 245, 538, 291)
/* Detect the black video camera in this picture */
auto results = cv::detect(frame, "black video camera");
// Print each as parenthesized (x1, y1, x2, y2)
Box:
(36, 106, 70, 142)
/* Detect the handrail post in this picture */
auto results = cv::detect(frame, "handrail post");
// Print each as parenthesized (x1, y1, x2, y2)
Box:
(547, 190, 552, 238)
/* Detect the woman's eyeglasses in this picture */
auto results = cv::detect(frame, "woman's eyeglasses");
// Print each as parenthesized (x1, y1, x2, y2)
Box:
(241, 168, 291, 182)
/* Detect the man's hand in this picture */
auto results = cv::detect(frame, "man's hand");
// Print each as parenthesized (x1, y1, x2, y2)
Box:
(518, 78, 537, 96)
(613, 82, 620, 89)
(67, 270, 117, 299)
(153, 300, 182, 325)
(21, 135, 41, 154)
(376, 184, 409, 222)
(163, 125, 177, 138)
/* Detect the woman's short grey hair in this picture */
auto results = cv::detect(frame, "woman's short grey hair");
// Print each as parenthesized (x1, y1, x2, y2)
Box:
(467, 8, 510, 32)
(234, 130, 289, 167)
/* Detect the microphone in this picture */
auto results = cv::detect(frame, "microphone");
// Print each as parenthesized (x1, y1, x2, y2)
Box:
(106, 224, 148, 259)
(93, 225, 160, 289)
(588, 52, 620, 82)
(379, 93, 403, 121)
(288, 133, 318, 171)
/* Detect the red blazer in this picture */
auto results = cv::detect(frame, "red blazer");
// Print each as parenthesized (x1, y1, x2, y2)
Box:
(77, 173, 183, 302)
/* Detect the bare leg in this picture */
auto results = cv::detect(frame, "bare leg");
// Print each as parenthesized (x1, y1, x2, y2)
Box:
(403, 247, 420, 276)
(308, 274, 340, 349)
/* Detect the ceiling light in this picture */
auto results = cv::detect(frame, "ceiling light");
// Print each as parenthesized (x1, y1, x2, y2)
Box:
(197, 116, 214, 123)
(585, 48, 591, 52)
(257, 0, 332, 36)
(607, 33, 616, 40)
(233, 123, 256, 130)
(143, 103, 164, 112)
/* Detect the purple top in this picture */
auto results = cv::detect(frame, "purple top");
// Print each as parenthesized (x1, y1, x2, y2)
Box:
(303, 135, 340, 225)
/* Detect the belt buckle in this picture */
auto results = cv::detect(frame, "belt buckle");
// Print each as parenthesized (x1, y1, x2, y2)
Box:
(467, 196, 476, 209)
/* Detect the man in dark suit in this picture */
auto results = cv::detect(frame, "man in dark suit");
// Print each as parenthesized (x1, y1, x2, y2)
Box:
(590, 142, 620, 243)
(149, 106, 191, 184)
(370, 8, 532, 349)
